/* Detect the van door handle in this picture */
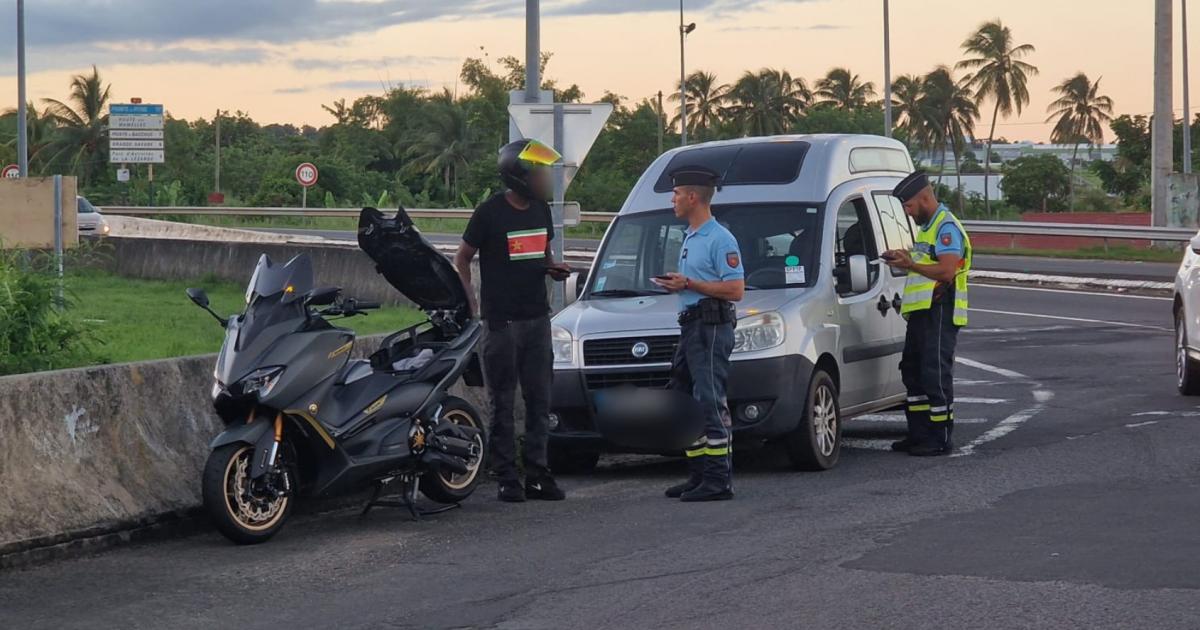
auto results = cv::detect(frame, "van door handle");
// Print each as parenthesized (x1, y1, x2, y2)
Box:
(876, 295, 891, 317)
(892, 293, 903, 314)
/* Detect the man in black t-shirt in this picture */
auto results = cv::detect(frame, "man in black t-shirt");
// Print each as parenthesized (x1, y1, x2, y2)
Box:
(454, 139, 571, 503)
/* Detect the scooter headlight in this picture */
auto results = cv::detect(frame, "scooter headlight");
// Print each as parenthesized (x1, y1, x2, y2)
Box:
(551, 325, 575, 366)
(733, 312, 786, 354)
(237, 366, 286, 398)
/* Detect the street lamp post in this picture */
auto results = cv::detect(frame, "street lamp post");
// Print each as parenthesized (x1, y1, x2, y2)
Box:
(1184, 0, 1193, 173)
(16, 0, 28, 177)
(883, 0, 892, 138)
(679, 1, 695, 146)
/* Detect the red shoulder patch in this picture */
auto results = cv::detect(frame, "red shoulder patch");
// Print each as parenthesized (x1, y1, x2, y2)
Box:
(726, 252, 741, 269)
(941, 233, 953, 246)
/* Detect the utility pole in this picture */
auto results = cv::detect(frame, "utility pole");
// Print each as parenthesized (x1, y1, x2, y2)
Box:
(657, 91, 665, 155)
(1184, 0, 1193, 173)
(883, 0, 892, 138)
(679, 1, 695, 146)
(1154, 0, 1174, 227)
(525, 0, 541, 104)
(214, 110, 222, 195)
(16, 0, 28, 176)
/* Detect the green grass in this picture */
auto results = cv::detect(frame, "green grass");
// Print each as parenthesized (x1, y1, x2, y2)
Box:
(976, 245, 1185, 263)
(66, 271, 424, 365)
(151, 214, 610, 240)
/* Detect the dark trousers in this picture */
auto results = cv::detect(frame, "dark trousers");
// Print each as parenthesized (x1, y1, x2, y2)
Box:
(481, 315, 552, 482)
(899, 298, 959, 448)
(669, 319, 735, 484)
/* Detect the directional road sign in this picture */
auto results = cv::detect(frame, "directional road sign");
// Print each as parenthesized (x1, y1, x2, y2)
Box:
(109, 103, 165, 163)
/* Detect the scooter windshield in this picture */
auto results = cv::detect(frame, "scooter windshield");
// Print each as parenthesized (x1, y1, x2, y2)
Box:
(244, 254, 315, 305)
(237, 255, 315, 351)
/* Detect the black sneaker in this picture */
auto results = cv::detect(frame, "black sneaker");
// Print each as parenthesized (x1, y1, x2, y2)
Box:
(891, 438, 913, 453)
(908, 443, 953, 457)
(498, 480, 526, 503)
(526, 475, 566, 501)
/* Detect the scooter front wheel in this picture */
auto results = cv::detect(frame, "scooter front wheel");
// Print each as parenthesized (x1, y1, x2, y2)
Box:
(202, 443, 295, 544)
(420, 397, 487, 504)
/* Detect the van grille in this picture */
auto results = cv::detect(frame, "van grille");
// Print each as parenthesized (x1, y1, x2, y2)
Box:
(584, 371, 673, 390)
(583, 336, 678, 366)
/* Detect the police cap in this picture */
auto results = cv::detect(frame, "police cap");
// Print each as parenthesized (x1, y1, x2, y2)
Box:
(892, 170, 930, 203)
(670, 166, 721, 189)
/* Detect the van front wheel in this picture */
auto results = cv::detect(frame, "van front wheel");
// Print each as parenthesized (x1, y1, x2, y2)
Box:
(784, 370, 841, 471)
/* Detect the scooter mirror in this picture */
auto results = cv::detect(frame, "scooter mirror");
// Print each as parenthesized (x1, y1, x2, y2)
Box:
(305, 286, 341, 306)
(186, 288, 210, 308)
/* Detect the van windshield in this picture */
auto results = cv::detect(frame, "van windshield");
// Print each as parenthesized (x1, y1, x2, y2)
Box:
(586, 204, 822, 298)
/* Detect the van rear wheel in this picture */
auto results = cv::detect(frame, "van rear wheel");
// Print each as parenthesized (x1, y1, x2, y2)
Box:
(784, 370, 841, 471)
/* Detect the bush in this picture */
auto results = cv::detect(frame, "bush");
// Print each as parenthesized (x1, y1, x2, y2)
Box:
(0, 250, 97, 375)
(1002, 155, 1071, 211)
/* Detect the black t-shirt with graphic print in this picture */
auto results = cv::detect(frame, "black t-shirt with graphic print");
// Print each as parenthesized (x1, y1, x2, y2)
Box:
(462, 192, 555, 322)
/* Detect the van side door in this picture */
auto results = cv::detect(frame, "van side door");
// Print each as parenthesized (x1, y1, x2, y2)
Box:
(869, 191, 919, 400)
(830, 193, 896, 409)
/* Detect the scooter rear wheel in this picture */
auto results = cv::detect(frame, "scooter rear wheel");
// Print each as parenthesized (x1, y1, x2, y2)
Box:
(202, 443, 295, 544)
(420, 397, 487, 504)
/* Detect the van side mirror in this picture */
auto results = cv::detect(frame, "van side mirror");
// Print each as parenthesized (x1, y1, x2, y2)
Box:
(847, 255, 870, 293)
(1191, 233, 1200, 255)
(186, 287, 210, 308)
(564, 270, 589, 305)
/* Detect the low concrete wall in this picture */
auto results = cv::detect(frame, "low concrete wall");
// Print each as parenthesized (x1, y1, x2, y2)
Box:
(106, 216, 330, 244)
(0, 339, 491, 559)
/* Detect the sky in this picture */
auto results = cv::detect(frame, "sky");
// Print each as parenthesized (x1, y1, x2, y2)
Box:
(0, 0, 1191, 143)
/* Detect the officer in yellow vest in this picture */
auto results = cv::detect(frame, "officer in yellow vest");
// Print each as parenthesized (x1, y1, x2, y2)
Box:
(882, 171, 972, 457)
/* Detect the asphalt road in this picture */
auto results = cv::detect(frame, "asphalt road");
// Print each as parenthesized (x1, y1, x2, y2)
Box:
(3, 285, 1197, 629)
(261, 228, 1180, 282)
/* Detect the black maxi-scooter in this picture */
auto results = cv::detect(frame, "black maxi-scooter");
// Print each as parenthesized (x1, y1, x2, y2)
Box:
(187, 206, 487, 544)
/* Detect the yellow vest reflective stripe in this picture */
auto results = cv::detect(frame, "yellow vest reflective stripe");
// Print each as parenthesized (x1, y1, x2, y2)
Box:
(900, 207, 972, 326)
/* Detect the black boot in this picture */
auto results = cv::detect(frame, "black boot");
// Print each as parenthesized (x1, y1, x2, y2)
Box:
(680, 455, 733, 502)
(890, 438, 913, 452)
(665, 456, 704, 498)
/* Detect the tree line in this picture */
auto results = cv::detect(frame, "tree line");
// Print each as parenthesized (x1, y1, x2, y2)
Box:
(0, 20, 1152, 215)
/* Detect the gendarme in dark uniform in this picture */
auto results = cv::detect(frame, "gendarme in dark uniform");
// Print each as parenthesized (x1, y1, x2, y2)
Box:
(884, 171, 973, 457)
(656, 167, 745, 501)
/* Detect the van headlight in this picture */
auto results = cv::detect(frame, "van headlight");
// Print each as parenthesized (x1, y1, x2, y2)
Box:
(551, 325, 575, 365)
(733, 312, 786, 354)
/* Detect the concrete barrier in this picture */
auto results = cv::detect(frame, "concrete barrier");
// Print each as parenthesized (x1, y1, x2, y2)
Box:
(105, 216, 331, 244)
(0, 337, 491, 563)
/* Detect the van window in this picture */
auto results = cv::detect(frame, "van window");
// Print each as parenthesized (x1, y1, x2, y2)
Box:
(871, 193, 915, 277)
(587, 204, 822, 297)
(849, 147, 911, 174)
(652, 142, 810, 192)
(834, 197, 881, 295)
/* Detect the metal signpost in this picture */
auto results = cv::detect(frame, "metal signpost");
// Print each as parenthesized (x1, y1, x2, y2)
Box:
(508, 102, 613, 309)
(295, 162, 319, 208)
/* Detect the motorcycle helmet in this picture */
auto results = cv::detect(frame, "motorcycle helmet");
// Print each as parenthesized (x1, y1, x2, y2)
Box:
(498, 138, 562, 200)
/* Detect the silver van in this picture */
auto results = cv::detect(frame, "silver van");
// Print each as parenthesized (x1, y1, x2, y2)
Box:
(548, 134, 921, 472)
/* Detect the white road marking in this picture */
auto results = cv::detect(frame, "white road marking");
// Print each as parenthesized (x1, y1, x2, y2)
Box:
(955, 397, 1010, 404)
(1131, 410, 1200, 418)
(971, 308, 1171, 332)
(956, 356, 1030, 380)
(1125, 420, 1160, 428)
(954, 379, 996, 386)
(1132, 411, 1172, 416)
(964, 325, 1074, 334)
(975, 284, 1173, 302)
(854, 414, 989, 424)
(971, 270, 1173, 291)
(842, 438, 894, 451)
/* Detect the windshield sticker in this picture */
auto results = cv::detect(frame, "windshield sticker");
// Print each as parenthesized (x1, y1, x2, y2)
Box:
(602, 259, 617, 269)
(785, 255, 800, 267)
(785, 265, 805, 285)
(594, 276, 607, 291)
(806, 208, 818, 214)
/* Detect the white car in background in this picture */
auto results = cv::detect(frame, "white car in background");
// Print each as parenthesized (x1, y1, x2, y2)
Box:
(77, 195, 110, 238)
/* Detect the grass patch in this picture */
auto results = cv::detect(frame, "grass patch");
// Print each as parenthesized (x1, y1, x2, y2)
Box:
(976, 245, 1185, 263)
(150, 214, 610, 240)
(66, 271, 424, 365)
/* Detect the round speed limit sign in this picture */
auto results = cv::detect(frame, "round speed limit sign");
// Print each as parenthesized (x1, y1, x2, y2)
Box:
(1, 164, 20, 179)
(295, 162, 319, 187)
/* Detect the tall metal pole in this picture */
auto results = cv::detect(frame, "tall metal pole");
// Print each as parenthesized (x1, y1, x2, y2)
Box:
(1154, 0, 1175, 227)
(525, 0, 541, 103)
(1184, 0, 1193, 173)
(16, 0, 29, 176)
(657, 91, 665, 155)
(679, 0, 688, 146)
(53, 175, 63, 307)
(883, 0, 893, 138)
(214, 110, 222, 194)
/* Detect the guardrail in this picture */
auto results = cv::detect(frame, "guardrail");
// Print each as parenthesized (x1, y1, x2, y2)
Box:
(104, 206, 1196, 243)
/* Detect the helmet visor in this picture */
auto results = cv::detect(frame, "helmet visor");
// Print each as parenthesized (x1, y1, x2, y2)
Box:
(518, 139, 562, 166)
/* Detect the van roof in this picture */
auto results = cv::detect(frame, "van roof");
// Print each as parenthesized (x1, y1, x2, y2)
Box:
(618, 134, 913, 215)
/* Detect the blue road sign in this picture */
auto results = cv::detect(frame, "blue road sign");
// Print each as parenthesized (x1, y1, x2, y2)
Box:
(110, 104, 163, 116)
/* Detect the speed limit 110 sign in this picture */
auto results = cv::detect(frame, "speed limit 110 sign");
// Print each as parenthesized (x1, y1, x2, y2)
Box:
(295, 162, 319, 187)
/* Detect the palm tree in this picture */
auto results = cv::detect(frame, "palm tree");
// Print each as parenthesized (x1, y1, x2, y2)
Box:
(669, 71, 729, 142)
(1046, 73, 1115, 208)
(725, 69, 811, 136)
(957, 20, 1038, 216)
(322, 99, 352, 125)
(814, 68, 876, 110)
(921, 67, 980, 211)
(404, 89, 475, 200)
(890, 74, 928, 148)
(2, 103, 58, 171)
(40, 65, 110, 184)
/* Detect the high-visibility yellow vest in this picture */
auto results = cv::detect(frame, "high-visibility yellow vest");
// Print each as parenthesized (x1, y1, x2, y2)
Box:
(900, 206, 971, 326)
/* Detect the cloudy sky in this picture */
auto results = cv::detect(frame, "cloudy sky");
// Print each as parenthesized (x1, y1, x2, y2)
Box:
(0, 0, 1188, 141)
